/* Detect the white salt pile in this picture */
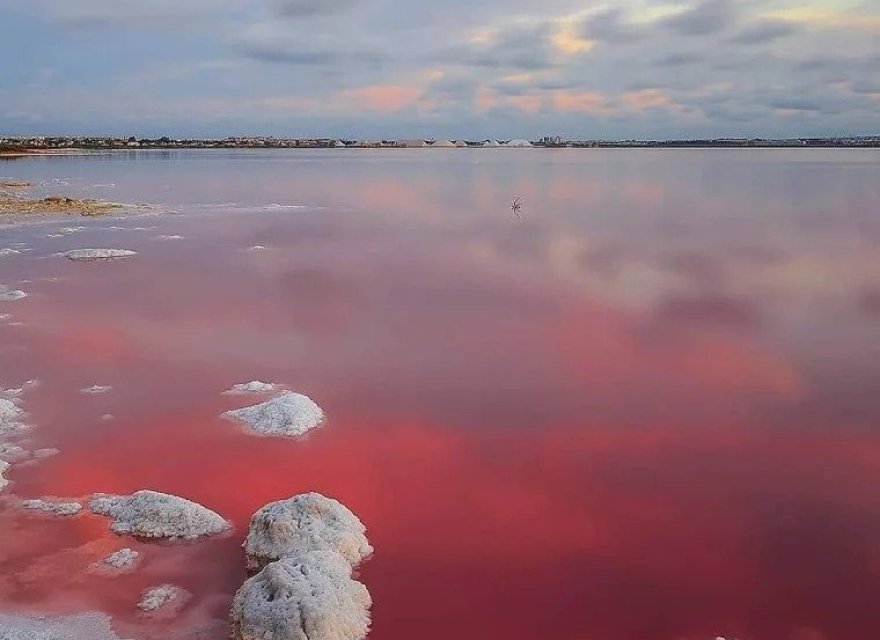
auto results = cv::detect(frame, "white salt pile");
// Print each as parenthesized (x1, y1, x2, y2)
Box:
(225, 391, 325, 438)
(0, 285, 27, 302)
(22, 498, 83, 517)
(104, 547, 139, 569)
(64, 249, 137, 261)
(245, 493, 373, 571)
(231, 551, 372, 640)
(231, 493, 372, 640)
(89, 490, 231, 540)
(0, 397, 27, 436)
(81, 385, 112, 394)
(224, 381, 279, 394)
(0, 612, 123, 640)
(137, 584, 189, 614)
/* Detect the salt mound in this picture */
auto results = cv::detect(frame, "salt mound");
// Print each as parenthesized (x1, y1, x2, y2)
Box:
(138, 584, 189, 614)
(64, 249, 137, 261)
(104, 547, 139, 569)
(0, 460, 9, 492)
(225, 391, 325, 438)
(245, 493, 372, 571)
(0, 285, 27, 302)
(22, 499, 83, 516)
(0, 612, 122, 640)
(224, 381, 279, 394)
(231, 551, 372, 640)
(0, 398, 27, 435)
(89, 490, 231, 540)
(81, 385, 112, 394)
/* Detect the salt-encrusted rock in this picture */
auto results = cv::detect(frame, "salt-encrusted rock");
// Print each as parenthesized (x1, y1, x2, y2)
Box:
(231, 551, 372, 640)
(249, 245, 267, 251)
(0, 612, 123, 640)
(0, 248, 21, 258)
(225, 391, 325, 438)
(0, 285, 27, 302)
(224, 381, 279, 395)
(245, 493, 372, 572)
(33, 447, 60, 459)
(104, 547, 139, 569)
(137, 584, 189, 613)
(64, 249, 137, 261)
(22, 498, 83, 517)
(81, 385, 112, 394)
(155, 235, 184, 240)
(0, 460, 9, 492)
(89, 490, 231, 540)
(0, 313, 11, 321)
(0, 398, 27, 435)
(0, 443, 28, 463)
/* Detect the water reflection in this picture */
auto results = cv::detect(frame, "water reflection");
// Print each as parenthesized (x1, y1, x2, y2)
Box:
(0, 149, 879, 640)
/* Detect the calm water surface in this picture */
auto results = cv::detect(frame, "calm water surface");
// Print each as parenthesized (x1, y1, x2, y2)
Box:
(1, 149, 879, 640)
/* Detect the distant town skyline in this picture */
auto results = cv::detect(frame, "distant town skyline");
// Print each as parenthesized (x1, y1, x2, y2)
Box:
(0, 0, 877, 139)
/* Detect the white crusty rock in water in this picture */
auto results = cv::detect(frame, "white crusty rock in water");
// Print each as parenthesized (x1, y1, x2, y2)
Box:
(231, 551, 372, 640)
(224, 381, 279, 395)
(245, 493, 373, 571)
(0, 285, 27, 302)
(81, 384, 112, 394)
(64, 249, 137, 261)
(0, 612, 123, 640)
(22, 499, 83, 516)
(225, 391, 325, 438)
(0, 398, 27, 436)
(137, 584, 189, 614)
(0, 460, 9, 492)
(89, 490, 231, 540)
(104, 547, 139, 569)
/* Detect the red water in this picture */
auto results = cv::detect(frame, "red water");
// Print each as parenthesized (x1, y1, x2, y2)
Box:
(1, 150, 880, 639)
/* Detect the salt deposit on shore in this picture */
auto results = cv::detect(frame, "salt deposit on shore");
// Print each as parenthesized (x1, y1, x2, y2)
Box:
(0, 460, 9, 492)
(0, 285, 27, 302)
(245, 493, 372, 571)
(22, 498, 84, 517)
(231, 551, 371, 640)
(89, 490, 231, 540)
(64, 249, 137, 261)
(224, 391, 324, 438)
(0, 612, 122, 640)
(224, 381, 279, 394)
(0, 397, 27, 435)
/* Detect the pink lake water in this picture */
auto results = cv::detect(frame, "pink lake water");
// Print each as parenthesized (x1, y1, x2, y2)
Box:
(1, 148, 879, 640)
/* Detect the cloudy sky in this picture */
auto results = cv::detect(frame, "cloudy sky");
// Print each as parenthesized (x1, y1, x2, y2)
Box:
(0, 0, 877, 139)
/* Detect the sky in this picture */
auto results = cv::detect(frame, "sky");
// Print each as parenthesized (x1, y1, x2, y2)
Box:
(0, 0, 877, 139)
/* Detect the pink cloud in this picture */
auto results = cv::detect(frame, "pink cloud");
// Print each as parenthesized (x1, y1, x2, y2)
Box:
(343, 83, 422, 112)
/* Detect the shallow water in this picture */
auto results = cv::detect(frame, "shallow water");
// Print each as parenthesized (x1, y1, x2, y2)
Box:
(1, 149, 879, 640)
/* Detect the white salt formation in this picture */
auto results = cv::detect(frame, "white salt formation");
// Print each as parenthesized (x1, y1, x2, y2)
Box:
(0, 443, 28, 462)
(231, 551, 372, 640)
(137, 584, 188, 613)
(81, 385, 112, 394)
(155, 235, 184, 240)
(22, 499, 83, 517)
(0, 398, 27, 435)
(245, 493, 373, 571)
(225, 391, 325, 438)
(33, 447, 60, 459)
(64, 249, 137, 261)
(89, 490, 231, 540)
(104, 547, 139, 569)
(0, 613, 123, 640)
(0, 285, 27, 302)
(0, 460, 9, 492)
(224, 381, 279, 394)
(0, 248, 21, 258)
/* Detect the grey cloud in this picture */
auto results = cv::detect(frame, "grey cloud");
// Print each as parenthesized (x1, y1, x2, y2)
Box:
(730, 20, 796, 45)
(581, 8, 646, 44)
(454, 23, 559, 70)
(276, 0, 360, 17)
(769, 99, 825, 112)
(656, 52, 703, 66)
(664, 0, 737, 36)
